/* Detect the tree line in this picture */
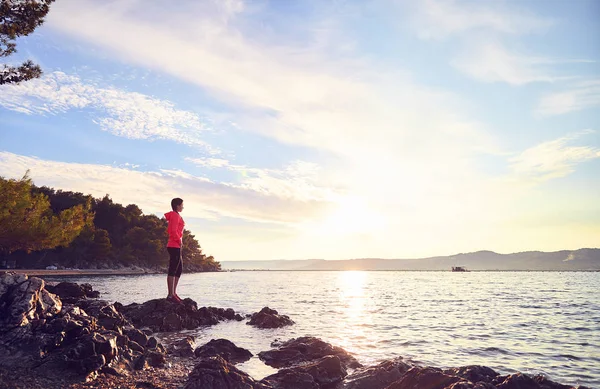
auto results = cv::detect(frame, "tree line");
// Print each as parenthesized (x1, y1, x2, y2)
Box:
(0, 175, 220, 272)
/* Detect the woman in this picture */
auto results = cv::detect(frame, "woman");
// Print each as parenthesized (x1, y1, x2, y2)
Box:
(164, 197, 185, 303)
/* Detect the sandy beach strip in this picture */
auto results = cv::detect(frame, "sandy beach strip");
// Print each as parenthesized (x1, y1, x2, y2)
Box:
(0, 269, 159, 277)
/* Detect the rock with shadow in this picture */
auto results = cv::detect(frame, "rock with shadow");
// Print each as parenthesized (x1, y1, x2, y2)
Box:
(260, 355, 348, 389)
(247, 307, 294, 329)
(0, 273, 168, 383)
(258, 336, 361, 370)
(184, 356, 270, 389)
(169, 335, 195, 358)
(194, 338, 252, 364)
(45, 281, 100, 304)
(339, 357, 414, 389)
(118, 298, 243, 332)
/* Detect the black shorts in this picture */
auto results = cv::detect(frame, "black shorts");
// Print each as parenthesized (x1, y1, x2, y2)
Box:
(167, 247, 183, 277)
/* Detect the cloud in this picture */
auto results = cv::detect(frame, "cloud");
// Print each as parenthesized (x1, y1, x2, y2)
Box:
(43, 0, 498, 162)
(509, 130, 600, 181)
(187, 157, 331, 201)
(452, 42, 565, 85)
(409, 0, 552, 40)
(0, 152, 334, 225)
(536, 79, 600, 115)
(0, 71, 216, 151)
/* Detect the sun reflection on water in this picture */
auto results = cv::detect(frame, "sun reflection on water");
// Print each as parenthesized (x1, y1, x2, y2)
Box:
(336, 271, 371, 352)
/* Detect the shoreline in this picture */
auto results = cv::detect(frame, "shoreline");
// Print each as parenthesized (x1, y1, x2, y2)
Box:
(1, 268, 160, 277)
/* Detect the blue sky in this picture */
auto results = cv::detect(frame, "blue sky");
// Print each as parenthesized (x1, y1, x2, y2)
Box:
(1, 0, 599, 261)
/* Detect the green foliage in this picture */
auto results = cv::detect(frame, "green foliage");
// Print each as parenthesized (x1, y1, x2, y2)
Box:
(0, 175, 220, 272)
(1, 0, 55, 85)
(0, 174, 92, 255)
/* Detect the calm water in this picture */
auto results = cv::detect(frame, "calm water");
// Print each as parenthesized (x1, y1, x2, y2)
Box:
(43, 271, 600, 387)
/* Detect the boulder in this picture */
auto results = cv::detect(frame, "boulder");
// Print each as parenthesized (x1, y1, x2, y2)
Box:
(444, 366, 499, 385)
(169, 336, 195, 358)
(258, 336, 361, 369)
(247, 307, 294, 329)
(341, 357, 414, 389)
(184, 356, 269, 389)
(261, 355, 347, 388)
(45, 282, 100, 303)
(119, 298, 243, 332)
(385, 366, 463, 389)
(194, 338, 252, 364)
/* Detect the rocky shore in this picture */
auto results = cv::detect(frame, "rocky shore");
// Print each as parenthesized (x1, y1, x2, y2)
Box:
(0, 273, 590, 389)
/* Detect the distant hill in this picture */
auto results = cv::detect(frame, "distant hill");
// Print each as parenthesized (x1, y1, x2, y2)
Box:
(221, 248, 600, 271)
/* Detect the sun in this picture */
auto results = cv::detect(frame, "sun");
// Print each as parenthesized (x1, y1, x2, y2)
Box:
(314, 195, 385, 236)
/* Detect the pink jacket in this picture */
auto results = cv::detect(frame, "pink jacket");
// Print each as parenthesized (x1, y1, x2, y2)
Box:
(164, 211, 185, 248)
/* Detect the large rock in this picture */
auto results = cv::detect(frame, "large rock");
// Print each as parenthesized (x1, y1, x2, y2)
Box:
(194, 338, 252, 364)
(247, 307, 294, 329)
(0, 274, 167, 383)
(170, 336, 195, 357)
(341, 357, 414, 389)
(385, 367, 463, 389)
(78, 299, 129, 331)
(45, 282, 100, 303)
(444, 366, 499, 385)
(184, 356, 270, 389)
(119, 298, 243, 332)
(258, 336, 361, 369)
(261, 355, 347, 388)
(0, 273, 62, 367)
(0, 273, 61, 330)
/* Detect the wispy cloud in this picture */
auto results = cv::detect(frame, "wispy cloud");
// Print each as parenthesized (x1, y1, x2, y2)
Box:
(0, 71, 216, 151)
(452, 42, 567, 85)
(409, 0, 553, 40)
(44, 0, 497, 162)
(509, 130, 600, 181)
(536, 79, 600, 115)
(187, 157, 331, 201)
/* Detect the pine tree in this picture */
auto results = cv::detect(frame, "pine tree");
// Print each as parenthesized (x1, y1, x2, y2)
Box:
(1, 0, 55, 85)
(0, 174, 92, 256)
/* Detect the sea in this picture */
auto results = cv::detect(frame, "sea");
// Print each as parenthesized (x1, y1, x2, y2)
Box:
(42, 271, 600, 387)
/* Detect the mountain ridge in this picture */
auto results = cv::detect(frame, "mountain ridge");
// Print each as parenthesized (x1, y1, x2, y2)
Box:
(221, 248, 600, 271)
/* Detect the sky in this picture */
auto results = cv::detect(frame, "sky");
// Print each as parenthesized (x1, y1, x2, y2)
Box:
(0, 0, 599, 261)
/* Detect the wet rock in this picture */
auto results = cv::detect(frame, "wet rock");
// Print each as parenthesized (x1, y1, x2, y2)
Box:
(261, 355, 347, 388)
(169, 336, 195, 358)
(119, 298, 242, 332)
(126, 328, 148, 347)
(163, 312, 183, 331)
(385, 366, 463, 389)
(533, 375, 578, 389)
(341, 357, 414, 389)
(260, 369, 319, 389)
(45, 282, 99, 303)
(194, 338, 252, 364)
(247, 307, 294, 329)
(444, 366, 499, 385)
(146, 336, 158, 349)
(258, 336, 361, 369)
(129, 340, 144, 353)
(493, 372, 548, 389)
(184, 356, 269, 389)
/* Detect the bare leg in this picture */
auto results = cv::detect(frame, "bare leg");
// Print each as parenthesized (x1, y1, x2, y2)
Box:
(167, 275, 174, 297)
(173, 276, 180, 297)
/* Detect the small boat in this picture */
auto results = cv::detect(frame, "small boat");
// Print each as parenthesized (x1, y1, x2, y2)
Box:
(451, 266, 468, 272)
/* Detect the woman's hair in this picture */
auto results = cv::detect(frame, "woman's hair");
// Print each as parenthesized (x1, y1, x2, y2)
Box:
(171, 198, 184, 211)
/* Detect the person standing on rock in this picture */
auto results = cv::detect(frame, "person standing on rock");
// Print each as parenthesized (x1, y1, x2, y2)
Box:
(164, 198, 185, 303)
